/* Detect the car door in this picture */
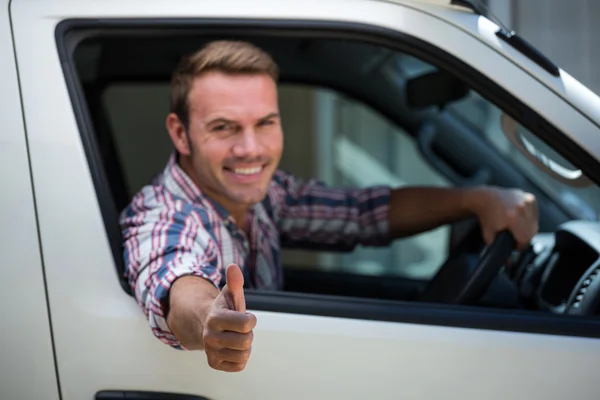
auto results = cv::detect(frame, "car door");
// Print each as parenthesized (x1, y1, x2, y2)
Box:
(11, 0, 600, 399)
(0, 1, 59, 399)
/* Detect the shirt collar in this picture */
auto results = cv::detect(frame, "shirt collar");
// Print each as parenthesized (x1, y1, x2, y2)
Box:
(162, 152, 267, 227)
(162, 152, 233, 222)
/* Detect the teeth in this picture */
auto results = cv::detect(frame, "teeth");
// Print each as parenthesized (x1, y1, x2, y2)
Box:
(233, 166, 262, 175)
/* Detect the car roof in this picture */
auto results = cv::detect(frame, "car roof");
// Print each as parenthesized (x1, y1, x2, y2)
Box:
(384, 0, 468, 11)
(8, 0, 600, 128)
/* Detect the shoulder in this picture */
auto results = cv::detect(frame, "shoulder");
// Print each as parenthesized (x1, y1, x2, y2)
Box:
(119, 182, 207, 230)
(121, 183, 182, 215)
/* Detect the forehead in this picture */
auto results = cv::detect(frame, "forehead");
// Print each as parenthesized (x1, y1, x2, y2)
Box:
(187, 71, 278, 120)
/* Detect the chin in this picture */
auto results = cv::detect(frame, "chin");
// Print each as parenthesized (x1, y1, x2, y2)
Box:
(231, 188, 269, 206)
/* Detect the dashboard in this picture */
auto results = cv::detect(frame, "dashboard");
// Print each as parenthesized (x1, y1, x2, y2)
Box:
(513, 220, 600, 317)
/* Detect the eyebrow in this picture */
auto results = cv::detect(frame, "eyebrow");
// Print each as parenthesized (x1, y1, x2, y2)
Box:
(206, 117, 236, 127)
(258, 113, 280, 122)
(206, 113, 280, 127)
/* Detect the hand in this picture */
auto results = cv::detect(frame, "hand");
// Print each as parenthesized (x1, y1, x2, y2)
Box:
(469, 186, 538, 249)
(203, 264, 257, 372)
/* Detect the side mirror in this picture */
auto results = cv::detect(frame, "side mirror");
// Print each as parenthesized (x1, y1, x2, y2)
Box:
(405, 70, 470, 110)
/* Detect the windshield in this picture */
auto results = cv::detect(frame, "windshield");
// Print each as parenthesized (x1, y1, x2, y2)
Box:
(393, 53, 600, 221)
(446, 92, 600, 221)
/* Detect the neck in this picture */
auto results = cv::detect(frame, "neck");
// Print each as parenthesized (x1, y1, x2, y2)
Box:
(178, 154, 250, 232)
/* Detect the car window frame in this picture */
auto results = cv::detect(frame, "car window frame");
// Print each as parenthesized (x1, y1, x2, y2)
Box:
(55, 17, 600, 339)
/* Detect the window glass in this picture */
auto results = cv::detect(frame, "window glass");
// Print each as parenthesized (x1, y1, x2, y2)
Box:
(391, 53, 600, 221)
(278, 85, 451, 280)
(446, 92, 600, 221)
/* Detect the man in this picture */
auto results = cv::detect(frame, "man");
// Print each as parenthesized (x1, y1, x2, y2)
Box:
(120, 40, 538, 373)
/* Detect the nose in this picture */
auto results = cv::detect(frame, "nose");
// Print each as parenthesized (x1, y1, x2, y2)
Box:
(231, 128, 261, 159)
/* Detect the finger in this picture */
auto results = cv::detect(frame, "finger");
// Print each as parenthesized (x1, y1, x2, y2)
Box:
(517, 208, 537, 249)
(515, 238, 528, 251)
(527, 194, 539, 236)
(218, 361, 248, 373)
(204, 330, 254, 351)
(209, 310, 257, 333)
(225, 264, 246, 313)
(482, 229, 494, 247)
(218, 347, 252, 363)
(513, 227, 531, 250)
(205, 352, 250, 372)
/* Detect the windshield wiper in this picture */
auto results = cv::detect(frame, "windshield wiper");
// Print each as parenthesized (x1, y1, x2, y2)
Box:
(450, 0, 560, 77)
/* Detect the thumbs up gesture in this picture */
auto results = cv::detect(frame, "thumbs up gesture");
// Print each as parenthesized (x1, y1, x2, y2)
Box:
(203, 264, 257, 372)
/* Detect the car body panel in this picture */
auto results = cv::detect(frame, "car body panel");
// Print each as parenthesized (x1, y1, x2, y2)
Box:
(14, 0, 600, 161)
(0, 1, 59, 399)
(8, 0, 600, 399)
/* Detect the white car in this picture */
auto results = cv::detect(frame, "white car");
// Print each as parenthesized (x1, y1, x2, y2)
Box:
(4, 0, 600, 399)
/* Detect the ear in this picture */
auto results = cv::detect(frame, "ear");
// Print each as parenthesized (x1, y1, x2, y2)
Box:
(166, 113, 191, 156)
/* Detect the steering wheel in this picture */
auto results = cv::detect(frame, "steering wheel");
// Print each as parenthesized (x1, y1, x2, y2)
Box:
(420, 230, 516, 305)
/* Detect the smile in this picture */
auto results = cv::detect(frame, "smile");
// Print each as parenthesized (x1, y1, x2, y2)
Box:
(223, 164, 266, 183)
(232, 166, 263, 175)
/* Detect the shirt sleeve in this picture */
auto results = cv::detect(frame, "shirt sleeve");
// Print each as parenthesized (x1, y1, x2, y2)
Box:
(266, 170, 392, 251)
(119, 187, 222, 350)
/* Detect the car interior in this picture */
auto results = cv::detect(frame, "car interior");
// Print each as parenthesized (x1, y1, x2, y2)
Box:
(67, 28, 600, 320)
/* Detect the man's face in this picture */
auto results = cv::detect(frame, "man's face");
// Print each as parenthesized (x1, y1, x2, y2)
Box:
(171, 71, 283, 210)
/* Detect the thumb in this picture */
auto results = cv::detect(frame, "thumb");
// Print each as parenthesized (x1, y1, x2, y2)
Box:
(222, 263, 246, 313)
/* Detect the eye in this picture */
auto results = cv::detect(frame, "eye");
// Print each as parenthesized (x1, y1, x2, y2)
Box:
(212, 124, 231, 132)
(258, 119, 275, 127)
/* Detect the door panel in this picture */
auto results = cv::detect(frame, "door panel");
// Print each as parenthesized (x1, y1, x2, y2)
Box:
(11, 0, 600, 399)
(0, 2, 59, 399)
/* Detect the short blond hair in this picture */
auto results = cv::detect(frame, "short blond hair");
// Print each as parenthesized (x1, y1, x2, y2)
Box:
(170, 40, 280, 129)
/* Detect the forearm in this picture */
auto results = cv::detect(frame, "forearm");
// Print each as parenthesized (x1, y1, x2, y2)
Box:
(167, 275, 219, 350)
(388, 186, 480, 238)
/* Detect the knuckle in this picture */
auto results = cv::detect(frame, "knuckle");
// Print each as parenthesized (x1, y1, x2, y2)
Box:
(243, 314, 257, 332)
(205, 312, 219, 330)
(206, 353, 221, 370)
(225, 348, 251, 363)
(525, 192, 536, 203)
(505, 210, 517, 222)
(221, 361, 245, 372)
(242, 332, 254, 349)
(233, 362, 247, 372)
(202, 329, 216, 345)
(242, 322, 254, 333)
(227, 365, 242, 372)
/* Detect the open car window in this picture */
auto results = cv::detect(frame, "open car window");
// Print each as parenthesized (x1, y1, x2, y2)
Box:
(54, 15, 600, 339)
(101, 81, 453, 283)
(74, 31, 596, 296)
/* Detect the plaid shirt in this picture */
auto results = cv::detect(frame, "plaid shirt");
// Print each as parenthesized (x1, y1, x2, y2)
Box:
(120, 153, 391, 348)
